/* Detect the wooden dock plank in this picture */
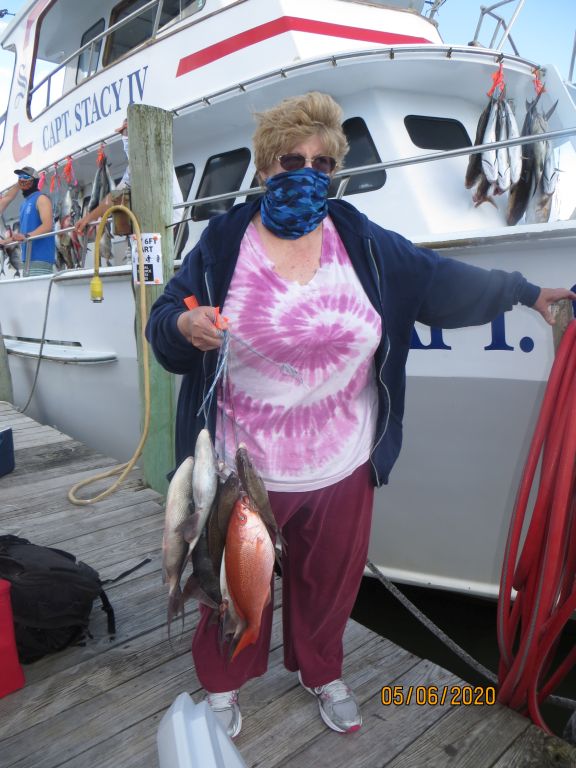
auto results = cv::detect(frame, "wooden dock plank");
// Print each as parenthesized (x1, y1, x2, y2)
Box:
(384, 701, 529, 767)
(2, 403, 575, 768)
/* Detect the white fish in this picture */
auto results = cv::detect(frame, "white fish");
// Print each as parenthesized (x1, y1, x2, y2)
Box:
(503, 100, 522, 185)
(541, 141, 558, 197)
(481, 99, 499, 185)
(496, 101, 511, 193)
(179, 429, 218, 557)
(162, 456, 195, 629)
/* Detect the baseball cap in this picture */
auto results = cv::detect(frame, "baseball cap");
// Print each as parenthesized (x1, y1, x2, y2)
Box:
(14, 166, 39, 179)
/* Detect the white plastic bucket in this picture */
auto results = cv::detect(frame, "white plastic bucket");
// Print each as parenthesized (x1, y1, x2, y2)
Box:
(157, 692, 247, 768)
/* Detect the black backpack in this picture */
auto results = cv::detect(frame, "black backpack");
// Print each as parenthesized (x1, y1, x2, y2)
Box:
(0, 535, 116, 663)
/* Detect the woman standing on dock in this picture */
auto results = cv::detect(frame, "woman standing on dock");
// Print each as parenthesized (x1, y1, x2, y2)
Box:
(146, 91, 576, 738)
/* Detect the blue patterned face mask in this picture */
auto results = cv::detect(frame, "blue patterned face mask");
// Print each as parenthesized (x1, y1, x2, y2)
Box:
(260, 167, 330, 239)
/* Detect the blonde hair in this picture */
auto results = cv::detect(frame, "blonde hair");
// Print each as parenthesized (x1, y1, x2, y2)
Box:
(253, 92, 349, 175)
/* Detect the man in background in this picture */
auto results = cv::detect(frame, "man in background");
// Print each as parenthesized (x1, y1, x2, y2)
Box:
(0, 168, 55, 276)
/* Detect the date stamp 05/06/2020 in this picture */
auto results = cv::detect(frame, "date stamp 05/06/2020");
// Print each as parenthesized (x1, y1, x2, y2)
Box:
(380, 685, 497, 707)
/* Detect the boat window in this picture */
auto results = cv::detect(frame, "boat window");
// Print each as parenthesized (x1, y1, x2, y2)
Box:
(193, 149, 251, 221)
(30, 0, 91, 117)
(175, 162, 195, 200)
(76, 19, 105, 85)
(404, 115, 471, 150)
(174, 162, 195, 258)
(0, 48, 15, 150)
(104, 0, 206, 66)
(329, 117, 386, 197)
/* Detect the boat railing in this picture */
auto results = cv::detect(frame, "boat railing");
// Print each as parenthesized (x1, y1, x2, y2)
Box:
(469, 0, 526, 55)
(2, 125, 575, 256)
(170, 124, 576, 223)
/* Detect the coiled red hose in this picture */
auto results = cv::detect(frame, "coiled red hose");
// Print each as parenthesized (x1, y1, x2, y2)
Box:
(497, 319, 576, 730)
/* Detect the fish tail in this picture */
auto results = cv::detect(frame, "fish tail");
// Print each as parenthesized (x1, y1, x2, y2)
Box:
(167, 588, 184, 641)
(230, 624, 259, 662)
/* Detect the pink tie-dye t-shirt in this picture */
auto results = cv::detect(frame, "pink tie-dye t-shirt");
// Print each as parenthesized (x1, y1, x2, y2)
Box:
(216, 215, 382, 491)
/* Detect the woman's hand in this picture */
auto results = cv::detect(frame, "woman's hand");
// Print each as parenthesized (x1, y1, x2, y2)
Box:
(532, 288, 576, 325)
(177, 306, 226, 351)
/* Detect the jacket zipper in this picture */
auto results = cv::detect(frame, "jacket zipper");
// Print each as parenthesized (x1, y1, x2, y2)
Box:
(367, 238, 391, 486)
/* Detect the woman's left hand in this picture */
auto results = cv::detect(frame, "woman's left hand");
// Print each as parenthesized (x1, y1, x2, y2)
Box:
(532, 288, 576, 325)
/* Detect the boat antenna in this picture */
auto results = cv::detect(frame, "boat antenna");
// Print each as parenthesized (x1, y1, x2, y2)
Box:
(424, 0, 447, 21)
(0, 9, 16, 17)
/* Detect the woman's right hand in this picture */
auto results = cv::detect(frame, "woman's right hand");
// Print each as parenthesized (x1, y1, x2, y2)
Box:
(177, 306, 226, 351)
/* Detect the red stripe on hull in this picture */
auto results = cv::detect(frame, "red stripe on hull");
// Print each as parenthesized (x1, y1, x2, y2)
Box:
(176, 16, 432, 77)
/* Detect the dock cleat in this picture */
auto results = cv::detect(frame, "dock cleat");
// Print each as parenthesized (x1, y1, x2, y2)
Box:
(205, 689, 242, 738)
(298, 671, 362, 733)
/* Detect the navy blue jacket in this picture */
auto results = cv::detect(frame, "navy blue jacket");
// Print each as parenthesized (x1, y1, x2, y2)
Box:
(145, 197, 540, 487)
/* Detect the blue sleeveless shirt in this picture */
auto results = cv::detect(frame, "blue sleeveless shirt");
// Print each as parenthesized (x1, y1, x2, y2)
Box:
(19, 191, 55, 264)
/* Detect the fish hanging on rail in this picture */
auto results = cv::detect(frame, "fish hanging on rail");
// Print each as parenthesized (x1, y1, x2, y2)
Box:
(507, 98, 558, 225)
(466, 93, 522, 210)
(87, 146, 115, 266)
(0, 214, 22, 278)
(55, 185, 83, 270)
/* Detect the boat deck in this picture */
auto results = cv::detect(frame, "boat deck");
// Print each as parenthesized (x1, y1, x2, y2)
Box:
(0, 401, 574, 768)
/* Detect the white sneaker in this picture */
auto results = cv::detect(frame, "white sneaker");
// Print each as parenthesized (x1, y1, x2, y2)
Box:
(298, 671, 362, 733)
(205, 689, 242, 738)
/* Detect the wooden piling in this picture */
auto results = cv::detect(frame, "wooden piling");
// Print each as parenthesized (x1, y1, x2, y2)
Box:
(552, 299, 574, 353)
(126, 103, 175, 497)
(0, 321, 14, 403)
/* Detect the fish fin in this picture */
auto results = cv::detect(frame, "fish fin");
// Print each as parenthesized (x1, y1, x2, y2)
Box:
(545, 100, 558, 122)
(177, 512, 201, 543)
(230, 624, 259, 661)
(167, 587, 185, 643)
(181, 573, 219, 610)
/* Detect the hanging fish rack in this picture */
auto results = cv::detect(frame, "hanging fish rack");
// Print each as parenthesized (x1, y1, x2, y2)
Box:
(167, 124, 576, 227)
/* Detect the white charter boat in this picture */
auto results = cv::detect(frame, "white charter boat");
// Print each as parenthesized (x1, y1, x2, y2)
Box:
(0, 0, 575, 597)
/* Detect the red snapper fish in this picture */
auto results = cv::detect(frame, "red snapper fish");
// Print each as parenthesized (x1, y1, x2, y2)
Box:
(225, 495, 275, 661)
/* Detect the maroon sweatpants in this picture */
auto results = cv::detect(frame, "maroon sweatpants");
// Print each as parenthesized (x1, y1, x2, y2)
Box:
(191, 461, 374, 692)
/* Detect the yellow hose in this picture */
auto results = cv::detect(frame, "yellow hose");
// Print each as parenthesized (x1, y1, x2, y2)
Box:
(68, 205, 152, 506)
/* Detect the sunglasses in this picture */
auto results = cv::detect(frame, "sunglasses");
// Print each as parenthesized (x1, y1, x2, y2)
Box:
(277, 153, 336, 174)
(17, 174, 33, 180)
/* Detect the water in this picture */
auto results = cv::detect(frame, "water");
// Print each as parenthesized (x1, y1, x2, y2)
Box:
(352, 576, 576, 739)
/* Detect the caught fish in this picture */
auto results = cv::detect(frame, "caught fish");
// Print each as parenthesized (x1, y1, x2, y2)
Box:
(496, 101, 511, 193)
(481, 98, 499, 185)
(527, 101, 559, 223)
(473, 173, 497, 209)
(182, 526, 222, 610)
(507, 98, 558, 225)
(541, 140, 558, 197)
(465, 97, 493, 189)
(225, 495, 275, 661)
(235, 444, 284, 553)
(162, 456, 195, 631)
(208, 471, 241, 579)
(0, 215, 22, 277)
(88, 147, 115, 266)
(219, 549, 247, 653)
(55, 186, 83, 270)
(179, 428, 219, 558)
(503, 99, 522, 185)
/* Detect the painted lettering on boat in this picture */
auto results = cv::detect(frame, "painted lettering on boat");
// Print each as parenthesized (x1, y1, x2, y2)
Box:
(41, 66, 148, 151)
(411, 314, 533, 353)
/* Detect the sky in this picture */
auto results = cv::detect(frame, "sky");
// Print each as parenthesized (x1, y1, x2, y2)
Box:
(0, 0, 573, 114)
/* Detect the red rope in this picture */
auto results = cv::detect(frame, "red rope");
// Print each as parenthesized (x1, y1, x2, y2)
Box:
(497, 320, 576, 730)
(533, 68, 546, 97)
(487, 63, 505, 98)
